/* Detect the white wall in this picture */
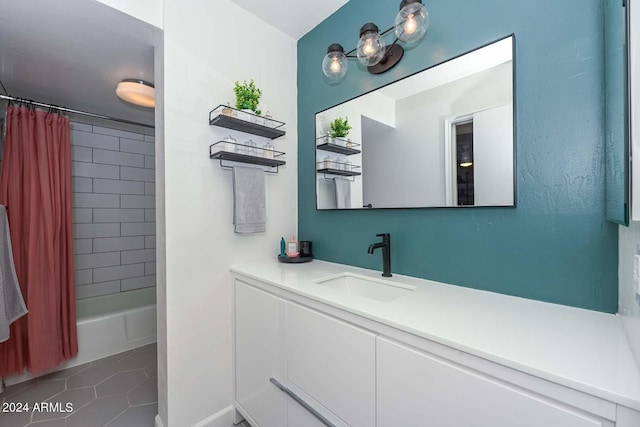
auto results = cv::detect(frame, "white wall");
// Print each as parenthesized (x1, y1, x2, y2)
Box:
(162, 2, 298, 427)
(619, 223, 640, 370)
(154, 35, 168, 427)
(97, 1, 298, 426)
(96, 0, 163, 29)
(620, 0, 640, 373)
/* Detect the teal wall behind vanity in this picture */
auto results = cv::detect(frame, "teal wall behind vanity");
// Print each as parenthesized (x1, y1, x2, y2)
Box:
(297, 0, 618, 312)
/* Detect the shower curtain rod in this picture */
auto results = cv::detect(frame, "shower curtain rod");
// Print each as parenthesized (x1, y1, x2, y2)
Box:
(0, 94, 154, 129)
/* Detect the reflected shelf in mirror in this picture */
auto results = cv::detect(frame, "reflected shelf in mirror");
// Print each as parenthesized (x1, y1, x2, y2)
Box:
(316, 136, 361, 155)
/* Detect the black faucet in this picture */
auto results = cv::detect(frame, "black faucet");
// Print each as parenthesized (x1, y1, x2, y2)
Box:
(368, 233, 392, 277)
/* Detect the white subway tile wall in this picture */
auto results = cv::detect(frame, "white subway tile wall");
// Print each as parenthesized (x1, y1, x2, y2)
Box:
(71, 123, 156, 299)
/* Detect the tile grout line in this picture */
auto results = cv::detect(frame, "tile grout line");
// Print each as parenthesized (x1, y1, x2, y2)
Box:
(103, 405, 129, 427)
(7, 345, 157, 426)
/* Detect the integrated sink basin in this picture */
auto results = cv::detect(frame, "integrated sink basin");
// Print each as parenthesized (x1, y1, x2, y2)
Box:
(314, 273, 416, 302)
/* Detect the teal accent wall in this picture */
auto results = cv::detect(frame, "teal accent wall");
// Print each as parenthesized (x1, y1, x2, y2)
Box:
(298, 0, 618, 313)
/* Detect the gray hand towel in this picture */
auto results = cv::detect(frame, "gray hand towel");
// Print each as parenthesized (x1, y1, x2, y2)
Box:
(334, 178, 352, 209)
(233, 166, 266, 234)
(0, 205, 27, 343)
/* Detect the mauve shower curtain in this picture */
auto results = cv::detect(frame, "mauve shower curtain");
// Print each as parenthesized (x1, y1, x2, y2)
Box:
(0, 106, 77, 376)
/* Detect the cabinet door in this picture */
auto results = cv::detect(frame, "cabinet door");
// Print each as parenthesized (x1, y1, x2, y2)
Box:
(235, 281, 286, 427)
(617, 406, 640, 427)
(287, 396, 327, 427)
(377, 337, 609, 427)
(286, 302, 376, 427)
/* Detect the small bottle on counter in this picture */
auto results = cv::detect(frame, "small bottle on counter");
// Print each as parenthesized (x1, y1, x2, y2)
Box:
(286, 236, 299, 258)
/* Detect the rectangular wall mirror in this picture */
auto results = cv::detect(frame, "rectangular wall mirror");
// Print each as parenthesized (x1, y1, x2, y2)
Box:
(315, 35, 515, 210)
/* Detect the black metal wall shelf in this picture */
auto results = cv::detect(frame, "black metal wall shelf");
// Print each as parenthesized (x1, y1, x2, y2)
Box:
(209, 105, 286, 140)
(316, 168, 361, 177)
(317, 142, 361, 155)
(210, 141, 286, 174)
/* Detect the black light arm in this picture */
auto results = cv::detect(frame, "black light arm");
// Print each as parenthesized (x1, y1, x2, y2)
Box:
(344, 25, 398, 58)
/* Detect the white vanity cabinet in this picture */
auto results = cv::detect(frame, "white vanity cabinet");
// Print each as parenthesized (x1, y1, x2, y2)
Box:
(234, 281, 287, 427)
(376, 337, 612, 427)
(617, 406, 640, 427)
(233, 267, 640, 427)
(235, 279, 375, 427)
(286, 302, 376, 427)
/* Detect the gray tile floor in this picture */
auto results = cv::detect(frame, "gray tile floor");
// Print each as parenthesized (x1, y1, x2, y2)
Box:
(0, 343, 157, 427)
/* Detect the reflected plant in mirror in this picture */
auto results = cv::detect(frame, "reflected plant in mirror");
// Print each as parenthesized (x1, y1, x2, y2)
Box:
(330, 117, 352, 138)
(315, 35, 516, 210)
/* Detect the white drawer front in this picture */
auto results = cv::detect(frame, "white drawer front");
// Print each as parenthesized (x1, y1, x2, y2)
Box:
(377, 337, 609, 427)
(286, 302, 376, 427)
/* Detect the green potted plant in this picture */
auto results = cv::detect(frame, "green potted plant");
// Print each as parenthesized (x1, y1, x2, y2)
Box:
(234, 79, 262, 122)
(329, 117, 352, 145)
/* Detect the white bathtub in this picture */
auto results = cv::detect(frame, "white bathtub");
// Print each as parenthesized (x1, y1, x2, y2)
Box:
(3, 304, 157, 386)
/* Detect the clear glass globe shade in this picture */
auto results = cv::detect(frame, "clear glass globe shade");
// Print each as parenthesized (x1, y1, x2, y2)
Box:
(394, 2, 429, 45)
(322, 51, 348, 80)
(356, 31, 386, 66)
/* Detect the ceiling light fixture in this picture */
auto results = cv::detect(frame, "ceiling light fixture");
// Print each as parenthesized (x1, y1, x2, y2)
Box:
(459, 149, 473, 168)
(116, 79, 155, 108)
(322, 0, 429, 82)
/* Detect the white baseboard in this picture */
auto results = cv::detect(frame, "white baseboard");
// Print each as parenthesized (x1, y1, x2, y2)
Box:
(4, 305, 156, 386)
(153, 405, 233, 427)
(193, 405, 234, 427)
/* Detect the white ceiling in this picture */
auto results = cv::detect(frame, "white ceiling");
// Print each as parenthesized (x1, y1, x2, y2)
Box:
(0, 0, 344, 130)
(231, 0, 349, 39)
(0, 0, 159, 128)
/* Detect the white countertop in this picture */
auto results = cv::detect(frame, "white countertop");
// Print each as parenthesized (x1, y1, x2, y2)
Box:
(231, 259, 640, 410)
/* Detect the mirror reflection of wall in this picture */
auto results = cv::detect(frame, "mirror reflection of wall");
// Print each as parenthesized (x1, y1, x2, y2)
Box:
(315, 35, 515, 210)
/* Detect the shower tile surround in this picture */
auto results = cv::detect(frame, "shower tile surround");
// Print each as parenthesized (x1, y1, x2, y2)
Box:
(70, 122, 156, 300)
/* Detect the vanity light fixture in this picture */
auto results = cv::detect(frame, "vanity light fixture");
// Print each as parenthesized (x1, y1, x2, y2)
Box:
(116, 79, 155, 108)
(322, 44, 349, 81)
(322, 0, 429, 81)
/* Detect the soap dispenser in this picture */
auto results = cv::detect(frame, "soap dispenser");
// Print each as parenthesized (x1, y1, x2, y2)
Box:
(285, 236, 299, 258)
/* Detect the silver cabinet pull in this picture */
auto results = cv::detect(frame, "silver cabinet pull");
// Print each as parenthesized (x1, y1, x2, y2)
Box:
(269, 378, 336, 427)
